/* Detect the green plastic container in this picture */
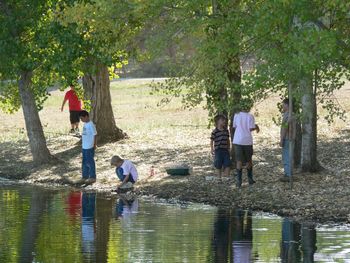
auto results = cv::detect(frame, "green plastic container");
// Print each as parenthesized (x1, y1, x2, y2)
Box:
(166, 167, 190, 176)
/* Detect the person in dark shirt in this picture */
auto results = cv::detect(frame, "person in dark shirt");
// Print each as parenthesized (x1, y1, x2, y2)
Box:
(210, 114, 231, 177)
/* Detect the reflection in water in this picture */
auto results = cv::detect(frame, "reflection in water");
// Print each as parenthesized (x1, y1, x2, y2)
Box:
(232, 210, 253, 263)
(20, 190, 53, 262)
(212, 209, 231, 262)
(212, 209, 253, 263)
(0, 186, 350, 263)
(81, 192, 96, 261)
(116, 197, 139, 219)
(281, 218, 317, 263)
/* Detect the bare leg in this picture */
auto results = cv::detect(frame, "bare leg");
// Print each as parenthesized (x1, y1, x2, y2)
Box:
(236, 161, 243, 170)
(223, 167, 230, 177)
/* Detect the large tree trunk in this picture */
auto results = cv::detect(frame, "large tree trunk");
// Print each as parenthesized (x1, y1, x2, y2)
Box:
(82, 61, 126, 144)
(18, 71, 53, 163)
(300, 77, 319, 172)
(227, 55, 242, 165)
(294, 120, 302, 167)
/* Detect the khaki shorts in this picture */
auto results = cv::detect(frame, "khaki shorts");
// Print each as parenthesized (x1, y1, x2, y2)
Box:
(234, 144, 253, 163)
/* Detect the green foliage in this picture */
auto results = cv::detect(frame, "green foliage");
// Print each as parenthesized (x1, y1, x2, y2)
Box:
(0, 0, 74, 113)
(240, 0, 350, 123)
(56, 0, 141, 78)
(146, 0, 247, 120)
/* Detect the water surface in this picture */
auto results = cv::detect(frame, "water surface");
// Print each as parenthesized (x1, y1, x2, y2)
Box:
(0, 185, 349, 262)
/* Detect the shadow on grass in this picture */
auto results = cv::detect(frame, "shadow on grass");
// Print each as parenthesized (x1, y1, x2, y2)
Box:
(318, 128, 350, 173)
(0, 138, 82, 180)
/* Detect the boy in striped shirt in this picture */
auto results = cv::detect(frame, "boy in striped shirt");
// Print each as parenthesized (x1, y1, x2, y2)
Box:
(210, 115, 231, 177)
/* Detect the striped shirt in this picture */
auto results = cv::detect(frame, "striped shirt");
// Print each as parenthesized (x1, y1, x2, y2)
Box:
(211, 128, 230, 150)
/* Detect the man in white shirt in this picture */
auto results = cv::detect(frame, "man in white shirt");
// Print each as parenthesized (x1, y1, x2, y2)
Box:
(232, 99, 260, 187)
(79, 110, 97, 183)
(110, 155, 138, 189)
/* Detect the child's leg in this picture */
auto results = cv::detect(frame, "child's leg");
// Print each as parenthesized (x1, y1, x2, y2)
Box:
(235, 145, 243, 187)
(223, 167, 230, 177)
(223, 150, 231, 177)
(89, 149, 96, 179)
(217, 169, 222, 177)
(282, 140, 290, 176)
(214, 150, 223, 177)
(245, 146, 255, 185)
(82, 149, 89, 179)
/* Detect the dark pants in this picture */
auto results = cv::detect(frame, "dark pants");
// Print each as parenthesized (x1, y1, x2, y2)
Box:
(82, 148, 96, 179)
(116, 168, 135, 184)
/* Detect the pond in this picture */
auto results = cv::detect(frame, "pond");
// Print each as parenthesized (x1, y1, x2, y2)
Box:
(0, 185, 349, 263)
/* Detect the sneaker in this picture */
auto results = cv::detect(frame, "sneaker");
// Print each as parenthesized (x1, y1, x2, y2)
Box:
(249, 180, 256, 185)
(85, 178, 96, 184)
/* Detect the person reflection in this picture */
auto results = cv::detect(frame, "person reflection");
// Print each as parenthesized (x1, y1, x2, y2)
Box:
(301, 224, 317, 263)
(81, 192, 96, 262)
(281, 218, 301, 262)
(232, 210, 253, 263)
(116, 196, 139, 220)
(66, 191, 82, 222)
(212, 209, 231, 263)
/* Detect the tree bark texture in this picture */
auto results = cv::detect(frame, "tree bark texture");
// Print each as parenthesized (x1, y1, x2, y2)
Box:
(82, 61, 126, 144)
(300, 77, 319, 172)
(18, 71, 53, 163)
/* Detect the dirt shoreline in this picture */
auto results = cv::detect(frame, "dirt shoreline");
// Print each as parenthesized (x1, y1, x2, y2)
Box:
(1, 165, 349, 225)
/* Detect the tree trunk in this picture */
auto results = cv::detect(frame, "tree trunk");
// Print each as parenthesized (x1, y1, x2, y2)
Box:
(300, 77, 318, 172)
(227, 55, 242, 165)
(82, 61, 126, 144)
(18, 71, 53, 163)
(294, 119, 302, 167)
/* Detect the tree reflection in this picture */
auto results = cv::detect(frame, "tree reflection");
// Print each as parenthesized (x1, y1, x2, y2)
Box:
(281, 218, 317, 263)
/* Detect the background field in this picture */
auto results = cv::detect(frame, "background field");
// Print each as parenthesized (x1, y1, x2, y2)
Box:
(1, 78, 350, 184)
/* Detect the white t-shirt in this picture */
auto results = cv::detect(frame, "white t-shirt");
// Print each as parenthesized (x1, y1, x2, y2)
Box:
(121, 160, 138, 182)
(233, 112, 255, 145)
(82, 121, 97, 149)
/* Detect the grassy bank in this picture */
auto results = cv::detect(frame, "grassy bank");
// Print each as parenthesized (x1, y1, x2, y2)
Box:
(1, 78, 350, 223)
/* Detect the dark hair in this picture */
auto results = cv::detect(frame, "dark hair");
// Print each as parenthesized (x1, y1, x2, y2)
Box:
(283, 98, 289, 105)
(240, 98, 253, 111)
(79, 110, 89, 117)
(214, 114, 227, 125)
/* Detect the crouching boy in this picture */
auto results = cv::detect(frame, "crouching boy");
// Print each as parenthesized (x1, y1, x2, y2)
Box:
(111, 156, 138, 189)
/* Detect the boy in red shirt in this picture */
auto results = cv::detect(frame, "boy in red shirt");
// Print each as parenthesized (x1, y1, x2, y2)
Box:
(61, 85, 82, 133)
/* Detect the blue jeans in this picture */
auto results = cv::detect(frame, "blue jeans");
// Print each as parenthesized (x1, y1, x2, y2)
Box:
(116, 168, 135, 184)
(282, 139, 291, 177)
(82, 148, 96, 179)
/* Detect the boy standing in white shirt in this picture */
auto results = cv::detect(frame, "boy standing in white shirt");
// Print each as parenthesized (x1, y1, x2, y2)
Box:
(79, 110, 97, 183)
(111, 155, 138, 189)
(232, 99, 260, 187)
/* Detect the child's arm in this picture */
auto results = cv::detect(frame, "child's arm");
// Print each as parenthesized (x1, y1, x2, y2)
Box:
(61, 98, 67, 112)
(93, 135, 97, 149)
(119, 174, 130, 187)
(210, 139, 214, 155)
(250, 124, 260, 133)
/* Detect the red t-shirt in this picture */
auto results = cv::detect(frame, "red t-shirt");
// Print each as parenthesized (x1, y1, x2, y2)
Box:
(64, 90, 82, 111)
